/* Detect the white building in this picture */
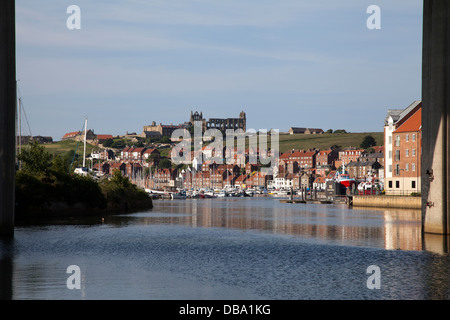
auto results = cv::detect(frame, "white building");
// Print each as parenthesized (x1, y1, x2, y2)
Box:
(383, 100, 421, 192)
(273, 176, 293, 190)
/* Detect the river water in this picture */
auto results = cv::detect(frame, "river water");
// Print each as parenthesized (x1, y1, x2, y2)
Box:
(1, 197, 448, 300)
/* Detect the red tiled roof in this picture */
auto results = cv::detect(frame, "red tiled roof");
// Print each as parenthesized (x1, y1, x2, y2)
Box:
(302, 151, 316, 157)
(314, 176, 326, 183)
(326, 170, 336, 179)
(110, 162, 125, 168)
(97, 134, 113, 140)
(63, 131, 80, 138)
(144, 148, 158, 154)
(394, 108, 422, 133)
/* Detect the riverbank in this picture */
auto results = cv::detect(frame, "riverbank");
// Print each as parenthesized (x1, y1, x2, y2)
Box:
(351, 195, 421, 209)
(15, 197, 154, 222)
(15, 142, 153, 221)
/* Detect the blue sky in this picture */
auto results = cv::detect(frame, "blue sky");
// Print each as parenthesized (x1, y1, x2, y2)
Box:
(16, 0, 423, 140)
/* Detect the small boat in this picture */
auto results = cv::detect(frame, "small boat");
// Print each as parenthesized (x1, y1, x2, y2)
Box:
(171, 192, 187, 200)
(244, 190, 254, 197)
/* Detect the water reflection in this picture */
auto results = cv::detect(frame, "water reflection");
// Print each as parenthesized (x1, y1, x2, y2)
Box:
(1, 197, 449, 300)
(118, 198, 425, 252)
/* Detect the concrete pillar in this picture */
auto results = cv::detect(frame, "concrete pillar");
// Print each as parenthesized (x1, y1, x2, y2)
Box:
(422, 0, 450, 235)
(0, 0, 16, 237)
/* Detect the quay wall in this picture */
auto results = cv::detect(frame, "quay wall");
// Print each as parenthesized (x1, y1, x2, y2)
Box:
(352, 195, 421, 209)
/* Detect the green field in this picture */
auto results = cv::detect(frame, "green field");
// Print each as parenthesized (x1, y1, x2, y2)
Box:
(277, 132, 384, 153)
(37, 131, 383, 158)
(41, 140, 97, 157)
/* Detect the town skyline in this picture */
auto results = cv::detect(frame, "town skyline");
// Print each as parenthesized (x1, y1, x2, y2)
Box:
(16, 0, 422, 140)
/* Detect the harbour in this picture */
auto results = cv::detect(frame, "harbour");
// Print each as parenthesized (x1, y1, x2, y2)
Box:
(1, 197, 448, 300)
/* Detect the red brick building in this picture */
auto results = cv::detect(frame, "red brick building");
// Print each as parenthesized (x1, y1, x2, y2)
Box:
(336, 148, 365, 169)
(246, 172, 272, 189)
(388, 107, 422, 194)
(315, 149, 338, 176)
(279, 150, 317, 173)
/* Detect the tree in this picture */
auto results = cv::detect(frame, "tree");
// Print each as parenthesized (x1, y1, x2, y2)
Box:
(161, 136, 170, 144)
(111, 139, 125, 149)
(158, 158, 172, 169)
(325, 129, 333, 134)
(360, 135, 377, 149)
(103, 138, 114, 147)
(18, 141, 52, 176)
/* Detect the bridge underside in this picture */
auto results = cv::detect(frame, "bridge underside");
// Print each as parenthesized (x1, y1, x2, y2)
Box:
(422, 0, 450, 235)
(0, 0, 15, 237)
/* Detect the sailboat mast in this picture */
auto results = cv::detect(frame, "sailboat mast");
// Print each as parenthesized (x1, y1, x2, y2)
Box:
(83, 116, 87, 167)
(18, 97, 21, 155)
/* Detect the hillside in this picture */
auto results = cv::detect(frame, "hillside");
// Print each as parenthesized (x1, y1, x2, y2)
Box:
(41, 139, 97, 157)
(277, 132, 384, 153)
(37, 132, 384, 159)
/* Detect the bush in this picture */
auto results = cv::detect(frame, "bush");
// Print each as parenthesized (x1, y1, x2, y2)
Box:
(15, 144, 151, 218)
(103, 138, 114, 147)
(99, 170, 151, 208)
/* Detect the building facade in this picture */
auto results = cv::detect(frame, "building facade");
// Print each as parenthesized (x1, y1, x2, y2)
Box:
(383, 101, 422, 195)
(387, 107, 422, 195)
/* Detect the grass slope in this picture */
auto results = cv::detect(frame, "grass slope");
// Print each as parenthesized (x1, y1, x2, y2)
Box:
(41, 140, 97, 157)
(39, 132, 384, 158)
(277, 132, 383, 153)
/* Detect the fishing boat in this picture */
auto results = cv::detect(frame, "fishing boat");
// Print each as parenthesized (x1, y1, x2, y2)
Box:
(335, 163, 356, 188)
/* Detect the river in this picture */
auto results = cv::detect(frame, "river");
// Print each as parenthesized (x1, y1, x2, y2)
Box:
(0, 197, 448, 300)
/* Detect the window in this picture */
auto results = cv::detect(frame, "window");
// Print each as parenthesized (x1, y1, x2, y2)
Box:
(396, 181, 400, 188)
(406, 149, 409, 157)
(389, 165, 392, 173)
(406, 163, 409, 171)
(389, 151, 392, 159)
(412, 181, 416, 189)
(406, 134, 409, 142)
(412, 134, 416, 142)
(412, 163, 416, 171)
(395, 135, 400, 147)
(395, 164, 400, 175)
(389, 136, 392, 144)
(395, 150, 401, 161)
(412, 149, 416, 156)
(388, 181, 393, 188)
